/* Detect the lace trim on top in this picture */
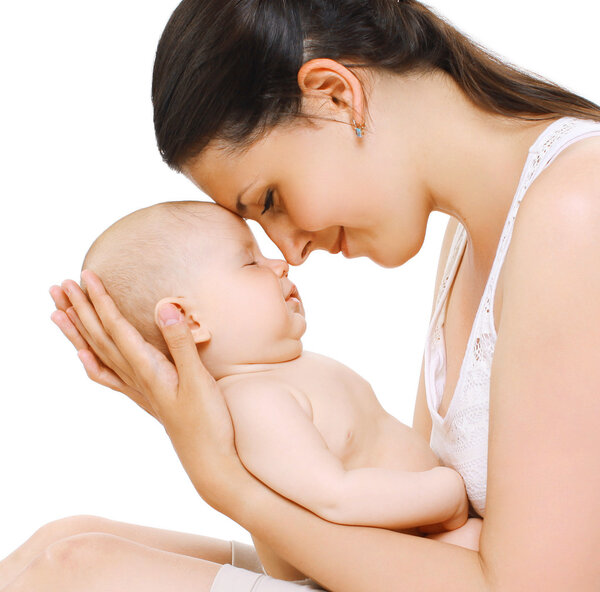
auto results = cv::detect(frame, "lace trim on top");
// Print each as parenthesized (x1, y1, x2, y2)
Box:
(424, 117, 600, 517)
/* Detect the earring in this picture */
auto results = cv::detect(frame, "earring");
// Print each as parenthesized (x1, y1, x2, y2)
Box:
(352, 119, 365, 138)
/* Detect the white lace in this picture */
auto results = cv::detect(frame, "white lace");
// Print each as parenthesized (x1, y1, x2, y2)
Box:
(424, 117, 600, 517)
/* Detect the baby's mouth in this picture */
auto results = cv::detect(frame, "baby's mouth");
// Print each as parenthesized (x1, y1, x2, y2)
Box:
(286, 284, 300, 301)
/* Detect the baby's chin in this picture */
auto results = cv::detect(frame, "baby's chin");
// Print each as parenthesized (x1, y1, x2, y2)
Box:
(261, 337, 304, 364)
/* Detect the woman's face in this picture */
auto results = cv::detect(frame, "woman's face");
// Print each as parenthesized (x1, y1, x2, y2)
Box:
(184, 109, 431, 268)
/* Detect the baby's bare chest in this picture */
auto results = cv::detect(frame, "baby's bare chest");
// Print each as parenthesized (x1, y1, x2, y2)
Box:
(283, 354, 438, 471)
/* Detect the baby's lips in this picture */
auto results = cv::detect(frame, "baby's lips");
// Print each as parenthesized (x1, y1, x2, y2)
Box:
(285, 282, 301, 302)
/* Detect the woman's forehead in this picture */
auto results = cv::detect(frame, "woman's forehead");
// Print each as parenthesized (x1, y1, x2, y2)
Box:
(184, 147, 264, 214)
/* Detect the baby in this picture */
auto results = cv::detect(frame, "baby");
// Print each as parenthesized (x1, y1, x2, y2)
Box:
(82, 201, 479, 583)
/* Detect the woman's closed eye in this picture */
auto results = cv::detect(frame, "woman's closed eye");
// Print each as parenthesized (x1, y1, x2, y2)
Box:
(261, 188, 274, 215)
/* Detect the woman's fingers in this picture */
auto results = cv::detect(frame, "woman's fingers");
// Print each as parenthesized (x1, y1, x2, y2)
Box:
(50, 309, 91, 352)
(155, 303, 238, 482)
(65, 305, 94, 348)
(78, 350, 158, 419)
(62, 278, 134, 378)
(82, 270, 162, 373)
(50, 284, 73, 312)
(156, 303, 215, 391)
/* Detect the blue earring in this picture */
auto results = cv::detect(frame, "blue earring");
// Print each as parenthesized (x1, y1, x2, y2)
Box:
(352, 119, 364, 138)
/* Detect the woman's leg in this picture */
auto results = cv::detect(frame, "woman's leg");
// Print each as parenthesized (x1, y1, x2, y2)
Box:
(2, 532, 223, 592)
(0, 515, 231, 588)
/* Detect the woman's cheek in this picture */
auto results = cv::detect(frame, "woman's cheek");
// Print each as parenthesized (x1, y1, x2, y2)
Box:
(287, 192, 335, 231)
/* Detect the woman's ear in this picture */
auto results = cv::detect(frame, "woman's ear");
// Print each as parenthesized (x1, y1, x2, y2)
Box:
(154, 297, 212, 344)
(297, 58, 367, 127)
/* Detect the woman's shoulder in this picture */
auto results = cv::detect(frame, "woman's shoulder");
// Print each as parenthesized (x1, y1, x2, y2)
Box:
(500, 133, 600, 326)
(525, 134, 600, 212)
(512, 135, 600, 248)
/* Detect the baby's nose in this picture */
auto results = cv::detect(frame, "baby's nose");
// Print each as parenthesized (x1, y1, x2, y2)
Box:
(269, 258, 289, 277)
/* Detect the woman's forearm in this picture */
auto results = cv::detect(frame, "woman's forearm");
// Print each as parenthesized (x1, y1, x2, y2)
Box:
(225, 470, 489, 592)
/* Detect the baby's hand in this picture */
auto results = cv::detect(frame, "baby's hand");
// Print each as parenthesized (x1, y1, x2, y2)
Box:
(417, 468, 469, 534)
(441, 468, 470, 532)
(440, 478, 470, 532)
(425, 517, 483, 552)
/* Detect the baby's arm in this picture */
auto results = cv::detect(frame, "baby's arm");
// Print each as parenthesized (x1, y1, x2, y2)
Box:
(224, 379, 467, 532)
(426, 517, 483, 551)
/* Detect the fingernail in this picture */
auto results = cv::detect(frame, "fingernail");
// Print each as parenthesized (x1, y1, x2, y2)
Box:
(158, 304, 182, 327)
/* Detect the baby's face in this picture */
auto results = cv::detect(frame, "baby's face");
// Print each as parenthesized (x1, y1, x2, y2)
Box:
(176, 210, 306, 374)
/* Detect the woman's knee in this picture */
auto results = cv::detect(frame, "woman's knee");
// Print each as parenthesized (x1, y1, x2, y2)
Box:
(43, 532, 127, 574)
(4, 533, 124, 591)
(34, 514, 113, 545)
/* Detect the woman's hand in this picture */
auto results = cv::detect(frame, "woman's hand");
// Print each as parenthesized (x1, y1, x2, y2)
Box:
(50, 270, 242, 510)
(50, 276, 157, 418)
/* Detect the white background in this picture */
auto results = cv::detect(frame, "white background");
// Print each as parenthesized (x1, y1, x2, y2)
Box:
(1, 1, 598, 557)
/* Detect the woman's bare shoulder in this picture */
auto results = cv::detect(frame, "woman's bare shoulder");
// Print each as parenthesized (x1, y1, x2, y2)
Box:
(509, 135, 600, 260)
(527, 135, 600, 205)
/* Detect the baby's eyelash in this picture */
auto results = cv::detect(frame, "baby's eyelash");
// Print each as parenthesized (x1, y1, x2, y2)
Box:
(261, 188, 274, 215)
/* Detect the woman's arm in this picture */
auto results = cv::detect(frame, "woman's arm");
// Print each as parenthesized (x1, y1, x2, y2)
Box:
(475, 153, 600, 590)
(251, 535, 306, 581)
(217, 460, 487, 592)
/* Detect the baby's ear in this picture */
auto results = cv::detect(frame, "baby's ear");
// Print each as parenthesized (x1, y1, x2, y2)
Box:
(154, 297, 212, 344)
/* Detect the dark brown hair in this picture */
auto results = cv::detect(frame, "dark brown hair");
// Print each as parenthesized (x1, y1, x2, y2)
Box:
(152, 0, 600, 170)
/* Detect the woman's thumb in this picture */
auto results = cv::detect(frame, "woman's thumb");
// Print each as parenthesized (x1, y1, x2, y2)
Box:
(156, 303, 204, 379)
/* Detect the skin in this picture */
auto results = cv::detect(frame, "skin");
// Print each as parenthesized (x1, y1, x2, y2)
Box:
(8, 59, 599, 591)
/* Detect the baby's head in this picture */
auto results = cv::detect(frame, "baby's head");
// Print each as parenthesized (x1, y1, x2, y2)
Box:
(82, 202, 306, 378)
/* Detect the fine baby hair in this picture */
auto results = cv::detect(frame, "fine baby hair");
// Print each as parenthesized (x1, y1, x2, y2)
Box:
(152, 0, 600, 171)
(82, 201, 221, 357)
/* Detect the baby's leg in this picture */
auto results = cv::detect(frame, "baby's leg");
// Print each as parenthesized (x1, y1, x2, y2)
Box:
(2, 532, 222, 592)
(0, 515, 231, 588)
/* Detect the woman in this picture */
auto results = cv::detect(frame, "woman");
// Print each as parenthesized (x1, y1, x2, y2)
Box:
(4, 0, 600, 590)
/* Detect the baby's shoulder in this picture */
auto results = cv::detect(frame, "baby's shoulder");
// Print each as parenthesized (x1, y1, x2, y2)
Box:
(218, 372, 288, 398)
(219, 373, 313, 420)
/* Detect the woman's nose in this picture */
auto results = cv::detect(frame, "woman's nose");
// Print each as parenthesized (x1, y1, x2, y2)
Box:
(261, 221, 311, 266)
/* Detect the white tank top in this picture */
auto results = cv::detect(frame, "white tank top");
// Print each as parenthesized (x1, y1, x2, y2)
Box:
(424, 117, 600, 517)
